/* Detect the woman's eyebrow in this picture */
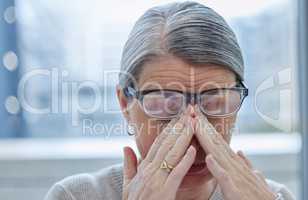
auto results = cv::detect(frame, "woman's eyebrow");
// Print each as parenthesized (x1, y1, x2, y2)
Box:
(197, 82, 238, 91)
(138, 81, 237, 92)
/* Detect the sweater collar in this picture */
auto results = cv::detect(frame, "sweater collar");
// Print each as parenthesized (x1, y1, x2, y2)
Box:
(110, 163, 222, 200)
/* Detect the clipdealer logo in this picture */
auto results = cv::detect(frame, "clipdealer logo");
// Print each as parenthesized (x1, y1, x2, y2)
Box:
(254, 68, 294, 132)
(17, 68, 125, 126)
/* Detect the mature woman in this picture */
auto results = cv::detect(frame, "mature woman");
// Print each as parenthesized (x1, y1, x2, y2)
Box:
(45, 1, 295, 200)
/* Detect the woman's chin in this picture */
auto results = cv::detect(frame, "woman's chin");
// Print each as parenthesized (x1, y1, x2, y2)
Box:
(179, 162, 212, 189)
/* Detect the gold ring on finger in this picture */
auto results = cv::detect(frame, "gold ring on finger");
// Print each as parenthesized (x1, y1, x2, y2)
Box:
(160, 160, 174, 173)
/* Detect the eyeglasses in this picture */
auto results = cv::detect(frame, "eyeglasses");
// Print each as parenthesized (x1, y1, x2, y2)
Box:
(123, 82, 248, 119)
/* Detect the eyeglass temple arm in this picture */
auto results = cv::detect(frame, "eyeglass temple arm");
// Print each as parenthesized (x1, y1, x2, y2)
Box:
(239, 81, 249, 96)
(123, 86, 137, 98)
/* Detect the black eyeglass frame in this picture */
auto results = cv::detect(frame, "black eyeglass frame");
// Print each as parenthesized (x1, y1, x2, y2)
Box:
(123, 81, 249, 119)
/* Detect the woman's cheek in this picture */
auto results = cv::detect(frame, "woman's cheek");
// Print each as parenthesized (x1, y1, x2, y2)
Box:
(136, 120, 167, 159)
(135, 126, 157, 159)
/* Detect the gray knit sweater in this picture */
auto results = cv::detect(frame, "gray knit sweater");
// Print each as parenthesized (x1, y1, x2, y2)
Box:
(44, 163, 295, 200)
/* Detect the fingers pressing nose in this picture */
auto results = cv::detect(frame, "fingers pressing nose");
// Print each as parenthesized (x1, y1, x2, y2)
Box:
(188, 104, 197, 118)
(194, 104, 211, 125)
(184, 104, 197, 132)
(194, 104, 203, 117)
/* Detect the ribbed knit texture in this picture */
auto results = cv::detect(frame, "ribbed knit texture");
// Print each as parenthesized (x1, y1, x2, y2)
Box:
(45, 163, 295, 200)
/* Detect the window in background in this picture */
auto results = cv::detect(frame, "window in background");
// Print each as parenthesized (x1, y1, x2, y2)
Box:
(0, 1, 300, 199)
(14, 0, 297, 138)
(0, 0, 24, 138)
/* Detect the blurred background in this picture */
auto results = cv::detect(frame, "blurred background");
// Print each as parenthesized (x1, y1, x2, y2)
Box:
(0, 0, 304, 199)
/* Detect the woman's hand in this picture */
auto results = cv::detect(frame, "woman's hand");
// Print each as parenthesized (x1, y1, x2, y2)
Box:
(194, 109, 277, 200)
(122, 110, 195, 200)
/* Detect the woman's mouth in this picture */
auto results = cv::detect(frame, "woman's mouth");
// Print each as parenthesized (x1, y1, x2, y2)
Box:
(185, 138, 209, 176)
(186, 162, 210, 176)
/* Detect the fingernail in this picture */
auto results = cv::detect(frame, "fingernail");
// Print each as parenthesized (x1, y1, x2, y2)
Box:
(206, 154, 213, 163)
(188, 145, 196, 154)
(188, 117, 196, 131)
(189, 105, 196, 118)
(190, 116, 196, 131)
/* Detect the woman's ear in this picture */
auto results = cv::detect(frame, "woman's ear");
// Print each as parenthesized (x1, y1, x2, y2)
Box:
(116, 85, 130, 120)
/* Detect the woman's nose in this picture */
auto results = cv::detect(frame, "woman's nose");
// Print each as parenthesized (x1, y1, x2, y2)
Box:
(186, 105, 197, 131)
(187, 104, 197, 118)
(186, 93, 197, 106)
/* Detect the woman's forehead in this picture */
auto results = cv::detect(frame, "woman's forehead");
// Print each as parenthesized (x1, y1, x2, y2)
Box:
(137, 56, 237, 91)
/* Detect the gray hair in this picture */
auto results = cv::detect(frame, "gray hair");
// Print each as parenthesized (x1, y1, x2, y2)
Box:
(119, 1, 244, 87)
